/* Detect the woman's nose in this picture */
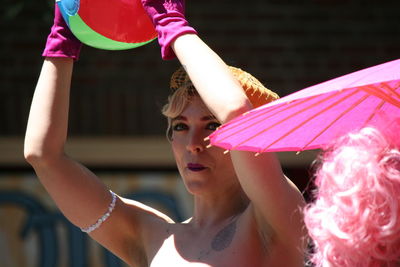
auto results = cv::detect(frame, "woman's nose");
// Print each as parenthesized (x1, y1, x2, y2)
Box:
(186, 133, 205, 153)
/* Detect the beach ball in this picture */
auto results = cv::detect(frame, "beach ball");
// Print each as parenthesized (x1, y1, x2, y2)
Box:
(57, 0, 157, 50)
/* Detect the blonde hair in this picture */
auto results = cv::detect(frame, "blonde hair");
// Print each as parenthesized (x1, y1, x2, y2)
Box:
(162, 66, 279, 140)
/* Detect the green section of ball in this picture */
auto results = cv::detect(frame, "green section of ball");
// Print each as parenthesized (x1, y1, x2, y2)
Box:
(69, 15, 156, 50)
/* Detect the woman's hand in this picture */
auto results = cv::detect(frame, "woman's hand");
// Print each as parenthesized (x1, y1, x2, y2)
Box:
(141, 0, 197, 60)
(42, 4, 82, 60)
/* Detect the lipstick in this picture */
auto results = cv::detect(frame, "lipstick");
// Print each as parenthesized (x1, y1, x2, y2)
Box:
(187, 163, 206, 172)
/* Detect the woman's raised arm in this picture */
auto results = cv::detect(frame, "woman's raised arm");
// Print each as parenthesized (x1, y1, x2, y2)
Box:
(23, 6, 167, 265)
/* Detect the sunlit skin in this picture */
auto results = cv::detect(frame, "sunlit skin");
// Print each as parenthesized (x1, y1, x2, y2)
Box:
(144, 96, 303, 266)
(146, 96, 268, 266)
(171, 96, 241, 198)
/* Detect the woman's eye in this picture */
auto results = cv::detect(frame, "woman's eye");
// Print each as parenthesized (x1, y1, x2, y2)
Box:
(207, 122, 221, 131)
(172, 123, 188, 131)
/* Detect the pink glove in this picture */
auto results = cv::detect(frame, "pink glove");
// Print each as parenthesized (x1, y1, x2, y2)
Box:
(42, 5, 82, 61)
(141, 0, 197, 60)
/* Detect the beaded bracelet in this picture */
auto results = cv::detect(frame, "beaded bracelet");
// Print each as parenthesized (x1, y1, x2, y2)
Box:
(80, 190, 117, 233)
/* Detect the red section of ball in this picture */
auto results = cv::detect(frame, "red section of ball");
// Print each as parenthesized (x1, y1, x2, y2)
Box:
(78, 0, 157, 43)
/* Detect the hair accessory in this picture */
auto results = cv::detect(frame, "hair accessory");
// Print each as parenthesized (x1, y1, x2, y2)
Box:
(170, 66, 279, 108)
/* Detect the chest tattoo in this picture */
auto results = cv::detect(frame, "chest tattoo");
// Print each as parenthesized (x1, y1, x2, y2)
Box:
(211, 218, 238, 251)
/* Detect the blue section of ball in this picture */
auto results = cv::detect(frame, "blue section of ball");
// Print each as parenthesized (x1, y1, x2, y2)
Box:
(57, 0, 79, 16)
(57, 0, 80, 27)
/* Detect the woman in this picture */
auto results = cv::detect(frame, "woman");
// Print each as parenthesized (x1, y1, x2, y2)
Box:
(24, 0, 306, 266)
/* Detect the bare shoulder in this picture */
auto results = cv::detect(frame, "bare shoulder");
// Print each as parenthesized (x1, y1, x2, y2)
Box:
(120, 196, 175, 224)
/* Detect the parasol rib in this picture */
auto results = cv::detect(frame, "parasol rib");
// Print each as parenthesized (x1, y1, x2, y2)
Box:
(359, 82, 400, 108)
(361, 99, 386, 129)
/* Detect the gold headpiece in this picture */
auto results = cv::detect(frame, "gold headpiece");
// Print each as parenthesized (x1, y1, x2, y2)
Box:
(170, 66, 279, 108)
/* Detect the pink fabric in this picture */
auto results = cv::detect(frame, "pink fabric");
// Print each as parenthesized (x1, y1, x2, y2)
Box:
(42, 5, 82, 60)
(141, 0, 197, 60)
(209, 59, 400, 153)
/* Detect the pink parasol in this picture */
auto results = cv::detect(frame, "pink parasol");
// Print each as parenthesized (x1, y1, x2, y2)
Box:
(208, 59, 400, 153)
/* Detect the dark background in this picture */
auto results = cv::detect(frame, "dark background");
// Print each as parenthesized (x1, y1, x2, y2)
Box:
(2, 0, 399, 137)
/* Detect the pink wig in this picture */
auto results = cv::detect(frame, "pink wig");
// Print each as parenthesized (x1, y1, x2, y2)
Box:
(304, 119, 400, 267)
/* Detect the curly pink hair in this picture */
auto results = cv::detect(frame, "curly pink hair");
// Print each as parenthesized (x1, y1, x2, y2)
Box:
(304, 119, 400, 267)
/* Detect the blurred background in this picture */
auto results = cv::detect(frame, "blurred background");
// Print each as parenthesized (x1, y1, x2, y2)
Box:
(1, 0, 399, 266)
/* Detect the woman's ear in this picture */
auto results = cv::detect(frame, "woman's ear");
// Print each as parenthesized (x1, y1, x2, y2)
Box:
(167, 128, 173, 142)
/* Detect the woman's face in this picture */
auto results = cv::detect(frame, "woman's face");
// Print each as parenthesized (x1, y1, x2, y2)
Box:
(171, 96, 238, 195)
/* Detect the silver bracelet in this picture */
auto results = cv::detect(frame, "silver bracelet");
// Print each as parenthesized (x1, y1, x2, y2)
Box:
(81, 190, 117, 233)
